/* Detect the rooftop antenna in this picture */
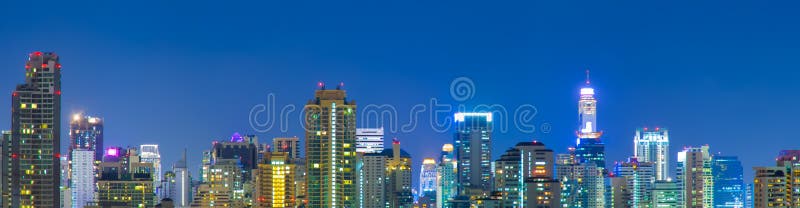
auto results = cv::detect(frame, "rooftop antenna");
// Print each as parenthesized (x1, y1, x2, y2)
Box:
(585, 69, 591, 85)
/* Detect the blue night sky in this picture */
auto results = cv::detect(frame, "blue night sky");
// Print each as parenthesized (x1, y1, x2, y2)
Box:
(2, 0, 800, 183)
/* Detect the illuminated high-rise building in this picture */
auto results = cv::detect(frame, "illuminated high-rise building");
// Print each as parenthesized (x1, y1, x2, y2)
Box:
(70, 150, 95, 208)
(752, 166, 786, 208)
(256, 152, 297, 208)
(677, 145, 711, 208)
(420, 158, 438, 197)
(711, 155, 744, 207)
(204, 158, 246, 206)
(69, 113, 103, 161)
(494, 141, 556, 208)
(3, 51, 62, 207)
(613, 157, 656, 208)
(96, 147, 156, 207)
(304, 83, 357, 207)
(651, 181, 681, 208)
(436, 144, 457, 208)
(139, 144, 162, 196)
(272, 137, 300, 160)
(634, 127, 669, 181)
(575, 71, 605, 170)
(212, 133, 259, 181)
(752, 150, 800, 208)
(557, 150, 605, 208)
(385, 140, 413, 208)
(454, 112, 493, 197)
(356, 128, 384, 154)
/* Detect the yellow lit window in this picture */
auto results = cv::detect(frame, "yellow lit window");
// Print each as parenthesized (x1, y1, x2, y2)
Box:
(20, 104, 26, 109)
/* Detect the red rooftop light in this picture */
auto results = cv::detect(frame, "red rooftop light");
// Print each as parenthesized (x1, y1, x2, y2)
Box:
(12, 92, 18, 97)
(25, 65, 30, 69)
(56, 64, 62, 69)
(55, 90, 61, 96)
(41, 63, 48, 68)
(32, 51, 42, 56)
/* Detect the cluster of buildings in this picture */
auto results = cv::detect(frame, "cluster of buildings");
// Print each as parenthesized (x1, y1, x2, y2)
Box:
(0, 51, 792, 208)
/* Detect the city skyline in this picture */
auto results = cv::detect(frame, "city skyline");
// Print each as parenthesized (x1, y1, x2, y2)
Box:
(3, 0, 800, 199)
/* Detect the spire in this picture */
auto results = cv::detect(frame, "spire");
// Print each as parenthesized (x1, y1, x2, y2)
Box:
(585, 69, 591, 85)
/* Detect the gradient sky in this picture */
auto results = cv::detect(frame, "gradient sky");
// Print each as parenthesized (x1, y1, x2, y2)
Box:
(2, 0, 800, 184)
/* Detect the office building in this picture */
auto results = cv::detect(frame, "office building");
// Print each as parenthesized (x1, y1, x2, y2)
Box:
(304, 84, 358, 207)
(437, 144, 457, 208)
(69, 113, 103, 161)
(140, 144, 162, 195)
(96, 147, 156, 207)
(212, 133, 258, 181)
(613, 157, 656, 208)
(634, 127, 669, 181)
(356, 128, 384, 154)
(173, 149, 191, 207)
(420, 158, 437, 197)
(454, 112, 493, 197)
(494, 141, 556, 207)
(712, 155, 744, 207)
(557, 150, 606, 208)
(677, 145, 711, 208)
(606, 176, 630, 208)
(70, 150, 96, 207)
(651, 181, 681, 208)
(4, 51, 62, 207)
(256, 152, 297, 208)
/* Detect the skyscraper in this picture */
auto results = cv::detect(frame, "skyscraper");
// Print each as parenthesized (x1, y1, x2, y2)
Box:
(494, 141, 556, 208)
(256, 152, 297, 208)
(272, 137, 301, 160)
(3, 51, 62, 207)
(360, 151, 388, 208)
(420, 158, 438, 197)
(69, 113, 103, 161)
(712, 155, 744, 207)
(385, 140, 413, 208)
(454, 112, 493, 197)
(436, 144, 457, 208)
(556, 151, 606, 208)
(212, 133, 259, 181)
(575, 73, 605, 170)
(677, 145, 711, 208)
(613, 157, 656, 208)
(752, 150, 800, 208)
(634, 127, 669, 181)
(356, 128, 384, 154)
(752, 166, 786, 207)
(140, 144, 162, 196)
(70, 149, 95, 208)
(172, 149, 191, 207)
(304, 84, 357, 207)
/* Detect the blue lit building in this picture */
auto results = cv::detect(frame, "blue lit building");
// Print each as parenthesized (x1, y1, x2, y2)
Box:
(712, 155, 744, 207)
(454, 112, 493, 197)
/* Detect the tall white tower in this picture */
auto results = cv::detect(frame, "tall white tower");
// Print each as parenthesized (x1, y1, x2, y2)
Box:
(139, 144, 162, 195)
(634, 127, 670, 180)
